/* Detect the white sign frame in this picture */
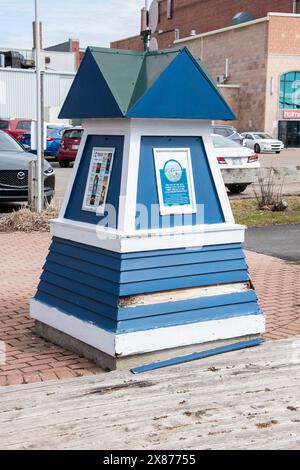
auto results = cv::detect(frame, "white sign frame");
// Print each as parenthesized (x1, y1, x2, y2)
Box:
(153, 148, 197, 216)
(82, 147, 115, 214)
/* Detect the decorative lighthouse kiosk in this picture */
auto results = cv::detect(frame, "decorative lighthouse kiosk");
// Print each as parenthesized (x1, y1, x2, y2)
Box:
(30, 46, 265, 370)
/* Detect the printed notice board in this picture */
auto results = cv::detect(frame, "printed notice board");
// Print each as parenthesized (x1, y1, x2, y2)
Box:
(153, 148, 196, 215)
(82, 147, 115, 213)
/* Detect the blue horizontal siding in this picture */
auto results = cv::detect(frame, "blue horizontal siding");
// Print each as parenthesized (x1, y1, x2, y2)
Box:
(119, 271, 249, 296)
(117, 302, 262, 333)
(35, 292, 116, 332)
(120, 259, 247, 283)
(42, 262, 119, 307)
(118, 291, 258, 320)
(120, 243, 243, 259)
(33, 237, 259, 333)
(120, 248, 244, 271)
(34, 290, 262, 335)
(37, 280, 118, 321)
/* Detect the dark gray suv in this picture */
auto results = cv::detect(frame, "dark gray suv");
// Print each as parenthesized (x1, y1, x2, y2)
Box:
(0, 130, 55, 203)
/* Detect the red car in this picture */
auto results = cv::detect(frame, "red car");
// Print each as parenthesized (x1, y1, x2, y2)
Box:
(57, 127, 83, 167)
(0, 118, 31, 140)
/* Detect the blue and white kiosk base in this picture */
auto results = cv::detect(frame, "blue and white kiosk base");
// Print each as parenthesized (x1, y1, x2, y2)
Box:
(30, 119, 265, 370)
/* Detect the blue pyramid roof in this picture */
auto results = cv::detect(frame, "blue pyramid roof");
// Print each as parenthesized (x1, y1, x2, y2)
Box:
(59, 46, 235, 120)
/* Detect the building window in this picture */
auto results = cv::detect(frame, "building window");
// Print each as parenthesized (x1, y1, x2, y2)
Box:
(280, 71, 300, 109)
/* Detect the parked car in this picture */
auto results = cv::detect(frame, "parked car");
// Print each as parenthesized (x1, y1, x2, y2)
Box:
(0, 118, 31, 140)
(0, 130, 55, 203)
(21, 124, 71, 159)
(212, 125, 244, 145)
(211, 133, 260, 194)
(241, 132, 284, 154)
(57, 127, 83, 167)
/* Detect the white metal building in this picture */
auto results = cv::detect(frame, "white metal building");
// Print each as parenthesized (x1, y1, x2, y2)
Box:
(0, 68, 75, 121)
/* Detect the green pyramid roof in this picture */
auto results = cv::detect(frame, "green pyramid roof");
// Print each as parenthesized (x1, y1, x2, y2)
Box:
(59, 46, 235, 120)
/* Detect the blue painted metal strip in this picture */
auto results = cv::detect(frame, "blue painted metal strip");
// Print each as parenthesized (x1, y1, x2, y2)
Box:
(131, 339, 265, 374)
(120, 248, 245, 271)
(117, 291, 257, 320)
(119, 271, 250, 296)
(117, 304, 263, 333)
(120, 259, 247, 283)
(120, 243, 243, 259)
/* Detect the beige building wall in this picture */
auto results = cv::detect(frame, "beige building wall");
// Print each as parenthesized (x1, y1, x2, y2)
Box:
(216, 85, 240, 128)
(176, 19, 269, 132)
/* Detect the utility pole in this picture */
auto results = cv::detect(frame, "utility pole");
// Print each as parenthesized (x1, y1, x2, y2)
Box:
(34, 0, 43, 213)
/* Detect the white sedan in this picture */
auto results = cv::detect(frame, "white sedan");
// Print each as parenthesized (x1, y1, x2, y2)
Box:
(241, 132, 284, 154)
(211, 133, 260, 194)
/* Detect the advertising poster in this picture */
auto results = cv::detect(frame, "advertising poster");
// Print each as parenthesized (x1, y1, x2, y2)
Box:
(82, 147, 115, 213)
(153, 148, 197, 215)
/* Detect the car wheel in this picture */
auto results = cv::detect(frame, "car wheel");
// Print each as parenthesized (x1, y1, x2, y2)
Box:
(254, 144, 261, 153)
(59, 160, 70, 168)
(226, 184, 248, 194)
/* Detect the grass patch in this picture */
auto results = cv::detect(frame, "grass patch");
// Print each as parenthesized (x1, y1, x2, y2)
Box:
(0, 205, 58, 233)
(231, 196, 300, 227)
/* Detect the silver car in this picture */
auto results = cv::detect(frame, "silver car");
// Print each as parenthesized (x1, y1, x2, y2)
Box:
(212, 125, 244, 145)
(0, 130, 55, 203)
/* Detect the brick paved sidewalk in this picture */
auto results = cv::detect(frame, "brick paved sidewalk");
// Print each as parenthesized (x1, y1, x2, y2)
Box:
(0, 232, 299, 386)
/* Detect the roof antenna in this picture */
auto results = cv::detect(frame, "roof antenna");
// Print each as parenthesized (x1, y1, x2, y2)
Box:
(142, 1, 159, 52)
(141, 0, 151, 51)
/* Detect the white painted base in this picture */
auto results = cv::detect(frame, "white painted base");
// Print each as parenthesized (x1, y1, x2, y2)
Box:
(51, 218, 245, 253)
(30, 299, 265, 358)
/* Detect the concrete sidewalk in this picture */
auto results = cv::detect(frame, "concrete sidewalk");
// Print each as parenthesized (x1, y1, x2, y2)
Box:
(0, 232, 299, 386)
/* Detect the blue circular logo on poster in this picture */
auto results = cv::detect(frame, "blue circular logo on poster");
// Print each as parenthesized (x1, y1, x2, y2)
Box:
(164, 160, 182, 183)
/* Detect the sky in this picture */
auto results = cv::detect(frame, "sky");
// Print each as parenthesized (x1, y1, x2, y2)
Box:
(0, 0, 146, 49)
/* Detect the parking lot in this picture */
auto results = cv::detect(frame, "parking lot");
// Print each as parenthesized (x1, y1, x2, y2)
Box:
(51, 147, 300, 208)
(0, 147, 299, 214)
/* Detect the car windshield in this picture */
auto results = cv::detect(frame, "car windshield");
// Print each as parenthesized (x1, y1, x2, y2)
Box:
(212, 134, 241, 148)
(0, 120, 9, 129)
(63, 129, 82, 139)
(253, 133, 272, 139)
(0, 130, 23, 152)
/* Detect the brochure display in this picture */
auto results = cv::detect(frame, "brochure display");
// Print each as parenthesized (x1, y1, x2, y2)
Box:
(82, 147, 115, 213)
(153, 148, 196, 215)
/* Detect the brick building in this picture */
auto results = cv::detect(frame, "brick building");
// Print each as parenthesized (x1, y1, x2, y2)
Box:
(111, 2, 300, 146)
(176, 12, 300, 145)
(111, 0, 300, 51)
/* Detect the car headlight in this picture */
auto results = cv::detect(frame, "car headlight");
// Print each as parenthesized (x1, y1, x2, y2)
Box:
(44, 167, 54, 176)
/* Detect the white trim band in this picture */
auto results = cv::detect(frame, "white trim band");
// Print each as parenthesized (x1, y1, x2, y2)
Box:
(50, 218, 245, 252)
(30, 299, 265, 358)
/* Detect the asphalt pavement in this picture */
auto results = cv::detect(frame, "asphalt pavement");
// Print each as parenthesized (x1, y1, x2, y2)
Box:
(244, 224, 300, 262)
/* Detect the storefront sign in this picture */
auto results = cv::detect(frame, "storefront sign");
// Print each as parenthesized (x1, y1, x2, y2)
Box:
(283, 109, 300, 120)
(153, 148, 196, 215)
(82, 147, 115, 213)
